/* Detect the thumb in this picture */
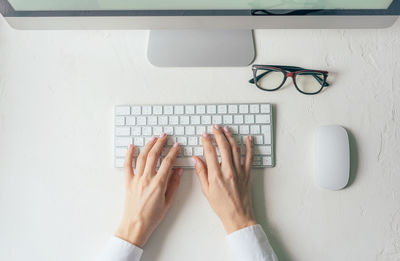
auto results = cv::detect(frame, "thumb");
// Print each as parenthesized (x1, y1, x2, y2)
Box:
(192, 156, 209, 194)
(165, 168, 183, 208)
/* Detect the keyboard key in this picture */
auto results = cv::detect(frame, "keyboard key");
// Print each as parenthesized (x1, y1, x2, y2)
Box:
(134, 137, 144, 147)
(252, 156, 263, 166)
(153, 106, 163, 115)
(245, 115, 255, 124)
(234, 115, 244, 124)
(217, 105, 227, 114)
(254, 145, 272, 155)
(115, 158, 125, 168)
(180, 116, 190, 125)
(261, 125, 271, 144)
(262, 156, 272, 166)
(223, 115, 233, 124)
(167, 136, 176, 145)
(212, 115, 222, 125)
(164, 126, 173, 135)
(116, 127, 130, 136)
(175, 126, 184, 135)
(131, 127, 141, 136)
(194, 147, 203, 156)
(191, 116, 201, 125)
(148, 116, 158, 125)
(116, 137, 132, 147)
(188, 136, 198, 146)
(228, 105, 238, 113)
(115, 147, 128, 157)
(175, 105, 184, 114)
(158, 116, 168, 125)
(185, 105, 195, 114)
(183, 147, 192, 156)
(142, 126, 152, 136)
(169, 116, 179, 125)
(260, 104, 271, 113)
(239, 105, 249, 114)
(145, 137, 153, 144)
(116, 106, 131, 115)
(115, 116, 125, 126)
(185, 126, 195, 135)
(126, 116, 135, 126)
(207, 105, 217, 114)
(201, 116, 211, 124)
(136, 116, 146, 125)
(255, 115, 271, 124)
(153, 127, 163, 136)
(254, 135, 263, 144)
(196, 105, 206, 114)
(250, 125, 260, 134)
(239, 125, 250, 134)
(161, 147, 169, 156)
(164, 105, 173, 114)
(131, 106, 141, 115)
(250, 104, 260, 113)
(142, 106, 152, 115)
(230, 126, 239, 134)
(196, 126, 206, 135)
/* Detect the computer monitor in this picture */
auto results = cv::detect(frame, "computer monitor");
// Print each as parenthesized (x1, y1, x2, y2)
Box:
(1, 0, 399, 67)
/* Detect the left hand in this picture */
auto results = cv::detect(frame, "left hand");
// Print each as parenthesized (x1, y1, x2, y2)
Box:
(115, 134, 182, 247)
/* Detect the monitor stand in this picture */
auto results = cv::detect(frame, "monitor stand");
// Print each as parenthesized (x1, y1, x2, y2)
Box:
(147, 29, 255, 67)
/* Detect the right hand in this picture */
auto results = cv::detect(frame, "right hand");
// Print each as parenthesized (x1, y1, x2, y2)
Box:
(192, 125, 257, 234)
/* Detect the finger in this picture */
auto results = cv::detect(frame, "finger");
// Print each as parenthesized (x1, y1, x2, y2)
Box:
(157, 142, 181, 186)
(135, 137, 157, 176)
(165, 168, 183, 208)
(143, 133, 168, 176)
(244, 135, 254, 175)
(123, 144, 135, 182)
(212, 125, 233, 169)
(201, 132, 220, 176)
(223, 126, 241, 173)
(192, 156, 209, 194)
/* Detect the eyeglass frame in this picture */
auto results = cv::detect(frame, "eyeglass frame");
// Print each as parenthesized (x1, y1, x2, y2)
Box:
(249, 65, 330, 95)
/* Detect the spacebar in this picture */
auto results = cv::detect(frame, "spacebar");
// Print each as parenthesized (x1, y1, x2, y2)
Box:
(175, 157, 194, 167)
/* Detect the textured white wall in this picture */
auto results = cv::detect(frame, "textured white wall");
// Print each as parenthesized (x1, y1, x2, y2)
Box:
(0, 16, 399, 261)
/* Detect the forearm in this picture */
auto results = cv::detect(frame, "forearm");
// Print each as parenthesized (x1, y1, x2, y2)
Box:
(226, 224, 278, 261)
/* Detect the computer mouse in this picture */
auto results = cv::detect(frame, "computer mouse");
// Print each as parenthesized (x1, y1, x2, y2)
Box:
(315, 125, 350, 190)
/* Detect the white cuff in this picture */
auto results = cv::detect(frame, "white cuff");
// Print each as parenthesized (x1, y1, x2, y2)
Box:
(226, 224, 278, 261)
(97, 236, 143, 261)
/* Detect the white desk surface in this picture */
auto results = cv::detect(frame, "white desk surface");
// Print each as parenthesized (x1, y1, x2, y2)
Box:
(1, 16, 400, 261)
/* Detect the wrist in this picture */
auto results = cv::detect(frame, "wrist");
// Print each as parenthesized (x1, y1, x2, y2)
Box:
(115, 220, 148, 248)
(222, 217, 257, 234)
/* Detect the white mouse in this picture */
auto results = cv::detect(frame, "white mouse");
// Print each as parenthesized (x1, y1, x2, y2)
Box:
(315, 125, 350, 190)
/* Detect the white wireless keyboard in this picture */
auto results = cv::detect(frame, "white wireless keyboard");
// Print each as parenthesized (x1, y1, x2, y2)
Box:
(114, 103, 274, 168)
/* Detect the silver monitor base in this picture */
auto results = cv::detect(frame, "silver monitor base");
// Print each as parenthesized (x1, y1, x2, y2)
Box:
(147, 29, 255, 67)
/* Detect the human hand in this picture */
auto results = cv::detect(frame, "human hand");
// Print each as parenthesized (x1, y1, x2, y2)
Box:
(193, 125, 256, 234)
(115, 134, 182, 247)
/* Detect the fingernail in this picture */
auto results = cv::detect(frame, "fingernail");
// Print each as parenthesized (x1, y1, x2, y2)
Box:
(151, 136, 157, 142)
(223, 126, 230, 133)
(178, 168, 183, 177)
(248, 135, 253, 142)
(173, 142, 180, 148)
(160, 133, 166, 138)
(128, 144, 133, 149)
(202, 132, 208, 137)
(214, 124, 220, 130)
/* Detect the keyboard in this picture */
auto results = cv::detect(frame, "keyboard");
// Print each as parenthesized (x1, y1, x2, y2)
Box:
(114, 103, 274, 168)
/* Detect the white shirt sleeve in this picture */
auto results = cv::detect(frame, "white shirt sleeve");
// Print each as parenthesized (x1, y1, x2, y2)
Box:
(97, 236, 143, 261)
(226, 224, 279, 261)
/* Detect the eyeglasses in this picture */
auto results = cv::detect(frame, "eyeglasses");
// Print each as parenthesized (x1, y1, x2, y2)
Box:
(249, 65, 330, 95)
